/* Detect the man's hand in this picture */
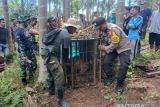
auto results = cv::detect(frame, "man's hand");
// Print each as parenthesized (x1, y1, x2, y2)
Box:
(0, 64, 5, 73)
(98, 44, 106, 51)
(72, 33, 79, 39)
(23, 57, 32, 63)
(29, 29, 39, 35)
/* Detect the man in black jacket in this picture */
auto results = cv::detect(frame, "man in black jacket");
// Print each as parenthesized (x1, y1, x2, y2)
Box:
(43, 17, 80, 107)
(0, 17, 10, 59)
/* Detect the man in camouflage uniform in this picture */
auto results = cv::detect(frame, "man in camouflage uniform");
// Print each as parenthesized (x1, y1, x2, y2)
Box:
(43, 17, 80, 107)
(26, 16, 39, 54)
(25, 16, 38, 73)
(93, 17, 131, 93)
(14, 16, 37, 85)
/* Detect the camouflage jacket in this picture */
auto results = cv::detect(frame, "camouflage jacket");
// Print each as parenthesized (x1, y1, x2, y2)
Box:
(14, 27, 33, 57)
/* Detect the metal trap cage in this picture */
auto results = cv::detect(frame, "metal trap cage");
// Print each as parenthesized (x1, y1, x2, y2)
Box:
(64, 37, 99, 88)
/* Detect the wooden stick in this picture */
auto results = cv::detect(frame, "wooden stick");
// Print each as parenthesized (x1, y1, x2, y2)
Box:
(99, 32, 102, 82)
(146, 71, 160, 76)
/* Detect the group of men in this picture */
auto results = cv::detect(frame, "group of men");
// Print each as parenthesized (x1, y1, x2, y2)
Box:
(123, 1, 160, 60)
(0, 1, 160, 106)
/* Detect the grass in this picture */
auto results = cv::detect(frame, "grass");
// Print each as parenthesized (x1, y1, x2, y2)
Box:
(104, 34, 160, 102)
(133, 50, 160, 65)
(0, 54, 42, 107)
(0, 55, 27, 107)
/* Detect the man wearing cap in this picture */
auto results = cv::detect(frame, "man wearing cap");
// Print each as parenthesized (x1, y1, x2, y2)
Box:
(123, 6, 132, 36)
(47, 16, 58, 28)
(107, 10, 117, 24)
(43, 17, 80, 106)
(78, 14, 88, 29)
(93, 17, 131, 93)
(0, 17, 10, 60)
(24, 16, 38, 77)
(14, 15, 36, 85)
(140, 0, 152, 40)
(10, 18, 18, 51)
(10, 18, 17, 41)
(27, 16, 39, 55)
(127, 6, 143, 60)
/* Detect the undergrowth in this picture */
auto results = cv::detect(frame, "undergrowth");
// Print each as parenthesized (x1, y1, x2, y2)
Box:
(133, 50, 160, 65)
(0, 55, 26, 107)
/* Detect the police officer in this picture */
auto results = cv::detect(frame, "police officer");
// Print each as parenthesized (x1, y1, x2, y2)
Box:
(14, 15, 36, 85)
(43, 17, 80, 107)
(93, 17, 131, 93)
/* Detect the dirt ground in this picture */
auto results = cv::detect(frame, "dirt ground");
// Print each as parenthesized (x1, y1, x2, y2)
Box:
(36, 74, 160, 106)
(35, 76, 160, 107)
(32, 59, 160, 107)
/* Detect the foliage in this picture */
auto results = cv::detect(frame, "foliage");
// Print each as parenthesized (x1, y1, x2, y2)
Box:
(0, 55, 26, 107)
(133, 50, 160, 65)
(71, 0, 81, 18)
(147, 0, 160, 8)
(8, 0, 38, 19)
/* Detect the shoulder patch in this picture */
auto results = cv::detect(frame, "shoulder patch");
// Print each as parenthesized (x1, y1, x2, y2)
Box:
(111, 31, 120, 44)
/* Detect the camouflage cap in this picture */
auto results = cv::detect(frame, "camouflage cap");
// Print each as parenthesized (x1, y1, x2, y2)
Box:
(16, 15, 29, 22)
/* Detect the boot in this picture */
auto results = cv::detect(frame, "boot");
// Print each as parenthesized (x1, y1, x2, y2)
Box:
(48, 81, 55, 96)
(57, 89, 70, 107)
(155, 46, 159, 51)
(104, 77, 113, 86)
(115, 83, 124, 94)
(150, 45, 154, 49)
(21, 78, 27, 86)
(48, 86, 55, 96)
(48, 90, 55, 96)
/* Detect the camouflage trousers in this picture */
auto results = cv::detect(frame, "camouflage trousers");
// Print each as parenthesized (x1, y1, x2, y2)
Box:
(19, 49, 37, 79)
(46, 56, 65, 93)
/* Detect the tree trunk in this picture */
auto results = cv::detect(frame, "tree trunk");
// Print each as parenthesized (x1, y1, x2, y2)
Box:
(48, 0, 51, 13)
(63, 0, 70, 22)
(38, 0, 48, 82)
(129, 0, 131, 6)
(2, 0, 14, 53)
(117, 0, 125, 28)
(106, 1, 111, 18)
(21, 0, 24, 15)
(86, 0, 90, 21)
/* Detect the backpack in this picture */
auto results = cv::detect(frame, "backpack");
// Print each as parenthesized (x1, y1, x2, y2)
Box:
(42, 28, 61, 45)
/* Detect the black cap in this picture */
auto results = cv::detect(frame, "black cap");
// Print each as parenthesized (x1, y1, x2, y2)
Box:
(125, 6, 132, 11)
(47, 16, 56, 22)
(16, 15, 29, 22)
(92, 17, 106, 27)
